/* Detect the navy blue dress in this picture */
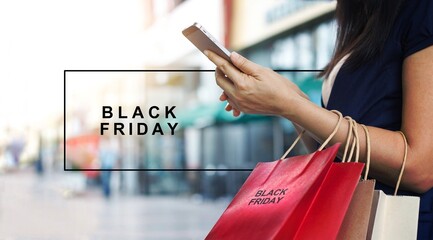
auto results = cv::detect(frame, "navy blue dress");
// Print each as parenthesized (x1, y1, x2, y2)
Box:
(323, 0, 433, 238)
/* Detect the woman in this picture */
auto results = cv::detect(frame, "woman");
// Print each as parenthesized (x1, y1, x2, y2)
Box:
(204, 0, 433, 238)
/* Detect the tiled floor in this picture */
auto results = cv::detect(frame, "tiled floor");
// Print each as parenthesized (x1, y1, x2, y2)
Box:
(0, 171, 229, 240)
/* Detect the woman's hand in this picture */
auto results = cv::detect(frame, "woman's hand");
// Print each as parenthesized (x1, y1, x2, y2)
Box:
(220, 91, 242, 117)
(204, 50, 309, 118)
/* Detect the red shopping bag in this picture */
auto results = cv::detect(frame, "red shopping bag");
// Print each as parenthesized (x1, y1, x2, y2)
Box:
(206, 111, 364, 240)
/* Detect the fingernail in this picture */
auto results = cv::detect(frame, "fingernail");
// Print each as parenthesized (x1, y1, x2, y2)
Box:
(203, 50, 209, 57)
(231, 51, 239, 58)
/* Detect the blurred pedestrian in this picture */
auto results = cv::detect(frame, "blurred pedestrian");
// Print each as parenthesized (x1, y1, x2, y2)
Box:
(6, 129, 25, 168)
(98, 135, 119, 198)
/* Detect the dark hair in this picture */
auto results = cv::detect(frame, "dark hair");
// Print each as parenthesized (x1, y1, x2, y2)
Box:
(319, 0, 405, 78)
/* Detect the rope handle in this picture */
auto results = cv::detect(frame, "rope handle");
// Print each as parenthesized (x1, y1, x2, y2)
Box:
(394, 131, 408, 195)
(279, 109, 408, 196)
(353, 120, 360, 163)
(341, 118, 371, 180)
(360, 124, 371, 181)
(341, 117, 354, 163)
(280, 110, 343, 160)
(336, 118, 407, 191)
(342, 117, 360, 163)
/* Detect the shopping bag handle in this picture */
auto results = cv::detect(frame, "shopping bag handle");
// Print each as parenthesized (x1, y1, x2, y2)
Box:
(360, 124, 371, 181)
(342, 117, 360, 163)
(280, 110, 407, 192)
(342, 118, 372, 180)
(339, 121, 408, 193)
(394, 131, 408, 195)
(342, 117, 354, 163)
(280, 110, 343, 159)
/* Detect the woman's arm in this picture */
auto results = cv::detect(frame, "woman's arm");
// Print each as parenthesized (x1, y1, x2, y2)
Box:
(400, 45, 433, 192)
(204, 47, 433, 194)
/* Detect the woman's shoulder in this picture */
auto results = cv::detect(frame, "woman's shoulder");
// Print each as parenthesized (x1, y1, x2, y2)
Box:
(397, 0, 433, 58)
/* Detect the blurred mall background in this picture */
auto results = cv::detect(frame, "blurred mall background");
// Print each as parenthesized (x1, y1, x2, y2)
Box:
(0, 0, 336, 239)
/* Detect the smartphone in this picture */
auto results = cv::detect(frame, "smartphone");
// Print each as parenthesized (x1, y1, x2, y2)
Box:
(182, 23, 232, 62)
